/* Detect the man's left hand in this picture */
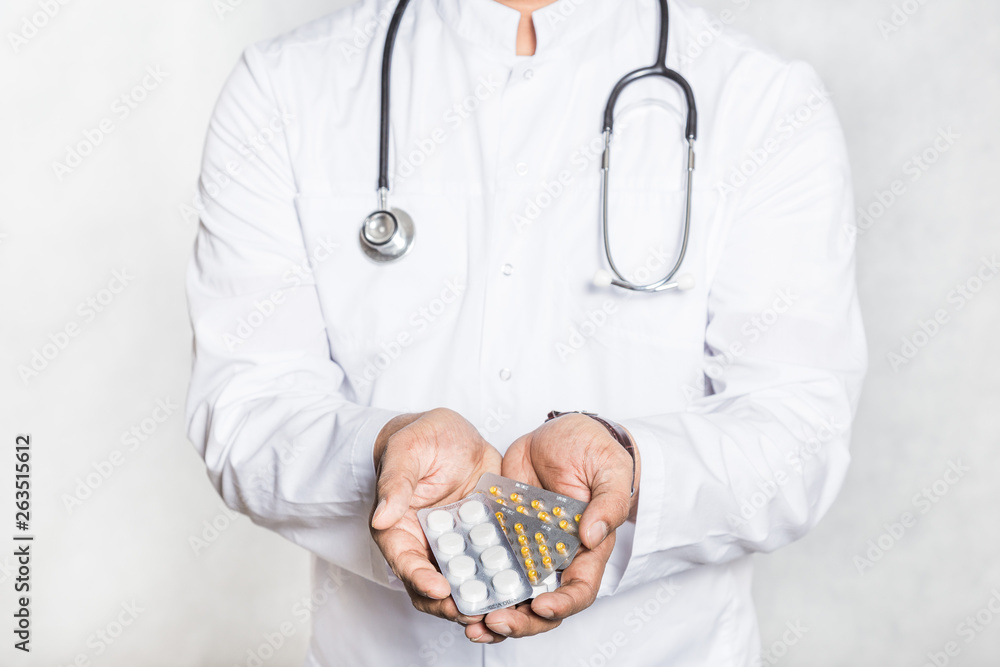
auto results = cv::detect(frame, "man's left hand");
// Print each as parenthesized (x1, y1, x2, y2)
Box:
(484, 413, 639, 638)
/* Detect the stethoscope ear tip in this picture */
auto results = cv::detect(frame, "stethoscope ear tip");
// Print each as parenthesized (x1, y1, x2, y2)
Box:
(592, 270, 614, 288)
(676, 274, 696, 291)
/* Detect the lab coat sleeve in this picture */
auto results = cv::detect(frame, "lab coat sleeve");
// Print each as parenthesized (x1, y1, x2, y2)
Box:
(609, 62, 867, 594)
(185, 46, 401, 587)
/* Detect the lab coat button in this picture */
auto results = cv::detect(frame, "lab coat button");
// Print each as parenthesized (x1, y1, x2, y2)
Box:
(499, 368, 512, 381)
(502, 264, 513, 276)
(523, 69, 534, 80)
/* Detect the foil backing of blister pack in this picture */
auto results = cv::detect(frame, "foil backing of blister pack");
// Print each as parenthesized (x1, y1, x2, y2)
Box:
(417, 494, 533, 616)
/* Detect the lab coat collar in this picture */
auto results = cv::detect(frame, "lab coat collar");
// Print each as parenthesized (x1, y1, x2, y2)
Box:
(433, 0, 622, 58)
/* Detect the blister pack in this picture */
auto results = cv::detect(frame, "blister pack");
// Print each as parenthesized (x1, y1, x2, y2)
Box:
(492, 502, 581, 578)
(475, 472, 589, 543)
(417, 494, 533, 616)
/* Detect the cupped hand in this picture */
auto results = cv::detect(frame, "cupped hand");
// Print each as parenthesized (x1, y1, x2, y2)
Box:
(484, 413, 638, 639)
(369, 408, 507, 643)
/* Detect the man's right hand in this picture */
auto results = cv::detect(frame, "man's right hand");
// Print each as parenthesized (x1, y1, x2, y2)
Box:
(369, 408, 506, 643)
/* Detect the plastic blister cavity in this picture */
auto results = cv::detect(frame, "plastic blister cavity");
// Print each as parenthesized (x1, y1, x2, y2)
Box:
(476, 472, 588, 558)
(417, 494, 533, 615)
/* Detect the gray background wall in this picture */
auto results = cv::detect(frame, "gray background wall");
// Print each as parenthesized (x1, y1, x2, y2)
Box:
(2, 0, 997, 665)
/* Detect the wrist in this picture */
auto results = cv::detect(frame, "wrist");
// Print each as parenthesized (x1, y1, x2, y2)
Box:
(622, 425, 641, 521)
(545, 410, 639, 503)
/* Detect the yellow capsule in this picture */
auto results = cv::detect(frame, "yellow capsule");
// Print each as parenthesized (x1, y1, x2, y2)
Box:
(530, 499, 542, 510)
(538, 544, 549, 555)
(518, 535, 529, 547)
(542, 556, 553, 569)
(559, 519, 570, 531)
(521, 546, 532, 558)
(514, 523, 525, 534)
(527, 569, 539, 583)
(556, 542, 567, 554)
(537, 511, 550, 522)
(552, 506, 563, 516)
(534, 532, 546, 544)
(510, 493, 522, 503)
(524, 558, 535, 569)
(575, 514, 582, 523)
(517, 506, 528, 514)
(495, 497, 505, 505)
(490, 485, 501, 496)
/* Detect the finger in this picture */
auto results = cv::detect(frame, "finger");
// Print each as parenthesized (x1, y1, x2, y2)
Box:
(530, 533, 615, 621)
(374, 525, 451, 599)
(410, 592, 484, 625)
(464, 620, 506, 644)
(372, 442, 422, 530)
(579, 452, 633, 549)
(485, 601, 562, 638)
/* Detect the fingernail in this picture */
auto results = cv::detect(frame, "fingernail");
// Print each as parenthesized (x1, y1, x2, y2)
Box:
(588, 520, 608, 545)
(372, 498, 386, 525)
(471, 634, 493, 644)
(535, 607, 554, 619)
(489, 623, 511, 636)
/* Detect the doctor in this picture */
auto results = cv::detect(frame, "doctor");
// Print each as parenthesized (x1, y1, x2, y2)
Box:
(186, 0, 867, 664)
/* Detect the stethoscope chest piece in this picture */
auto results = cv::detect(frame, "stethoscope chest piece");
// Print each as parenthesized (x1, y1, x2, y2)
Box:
(359, 207, 415, 262)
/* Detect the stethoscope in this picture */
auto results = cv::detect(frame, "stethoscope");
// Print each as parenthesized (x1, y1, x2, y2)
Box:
(359, 0, 697, 293)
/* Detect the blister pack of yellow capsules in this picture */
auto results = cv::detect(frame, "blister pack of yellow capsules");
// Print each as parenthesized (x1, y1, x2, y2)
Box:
(475, 472, 589, 568)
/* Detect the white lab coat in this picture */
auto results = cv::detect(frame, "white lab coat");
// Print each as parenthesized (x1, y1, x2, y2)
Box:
(186, 0, 867, 664)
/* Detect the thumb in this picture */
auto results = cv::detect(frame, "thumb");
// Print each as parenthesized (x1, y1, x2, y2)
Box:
(372, 446, 422, 530)
(578, 466, 632, 550)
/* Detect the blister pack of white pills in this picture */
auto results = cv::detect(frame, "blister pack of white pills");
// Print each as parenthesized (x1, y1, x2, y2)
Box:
(476, 472, 589, 545)
(417, 494, 534, 616)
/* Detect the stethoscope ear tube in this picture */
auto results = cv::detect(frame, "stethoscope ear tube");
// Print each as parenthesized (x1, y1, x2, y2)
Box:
(597, 0, 698, 293)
